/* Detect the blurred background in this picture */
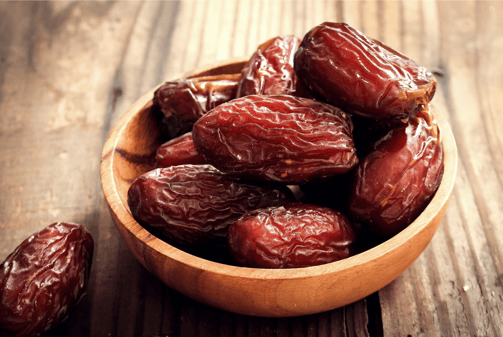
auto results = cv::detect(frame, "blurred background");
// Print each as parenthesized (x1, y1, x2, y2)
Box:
(1, 1, 503, 336)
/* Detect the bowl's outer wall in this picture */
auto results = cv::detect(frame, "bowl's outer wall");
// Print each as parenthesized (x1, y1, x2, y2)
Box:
(100, 60, 458, 317)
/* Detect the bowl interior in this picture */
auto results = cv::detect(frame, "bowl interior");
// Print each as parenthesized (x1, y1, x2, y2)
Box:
(100, 60, 458, 317)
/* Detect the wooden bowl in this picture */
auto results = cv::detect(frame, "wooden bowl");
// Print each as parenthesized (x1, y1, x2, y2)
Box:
(100, 59, 458, 317)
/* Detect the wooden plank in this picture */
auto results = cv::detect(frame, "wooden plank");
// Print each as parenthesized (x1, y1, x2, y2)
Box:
(379, 1, 503, 336)
(360, 0, 379, 39)
(379, 1, 402, 52)
(340, 0, 362, 31)
(0, 0, 140, 259)
(0, 3, 146, 337)
(438, 1, 503, 332)
(5, 0, 503, 336)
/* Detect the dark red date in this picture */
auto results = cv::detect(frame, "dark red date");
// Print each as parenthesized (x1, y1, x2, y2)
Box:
(347, 109, 444, 237)
(0, 222, 94, 337)
(155, 132, 206, 168)
(192, 95, 358, 184)
(127, 164, 295, 247)
(294, 22, 437, 121)
(237, 35, 309, 97)
(153, 74, 239, 139)
(228, 203, 356, 268)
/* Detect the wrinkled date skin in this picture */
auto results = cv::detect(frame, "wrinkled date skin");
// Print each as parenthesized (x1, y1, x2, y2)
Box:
(192, 95, 358, 184)
(347, 109, 444, 237)
(127, 164, 295, 247)
(228, 203, 357, 268)
(294, 22, 437, 121)
(155, 132, 206, 168)
(153, 74, 239, 139)
(237, 35, 309, 97)
(0, 222, 94, 337)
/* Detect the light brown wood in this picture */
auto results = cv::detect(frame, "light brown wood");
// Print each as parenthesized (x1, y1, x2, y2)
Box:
(100, 59, 458, 317)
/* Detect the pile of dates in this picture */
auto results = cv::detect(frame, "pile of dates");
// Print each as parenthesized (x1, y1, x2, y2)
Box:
(128, 22, 444, 269)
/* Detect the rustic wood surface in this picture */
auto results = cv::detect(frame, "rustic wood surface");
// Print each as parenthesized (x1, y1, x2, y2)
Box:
(0, 1, 502, 336)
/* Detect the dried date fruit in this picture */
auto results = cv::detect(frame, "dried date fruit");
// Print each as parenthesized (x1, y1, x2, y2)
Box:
(153, 74, 239, 139)
(155, 132, 206, 168)
(192, 95, 358, 184)
(228, 203, 356, 268)
(347, 109, 444, 237)
(0, 222, 94, 337)
(294, 22, 437, 121)
(237, 35, 309, 97)
(127, 164, 295, 247)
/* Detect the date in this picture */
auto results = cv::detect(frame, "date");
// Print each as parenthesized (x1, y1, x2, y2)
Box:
(127, 164, 295, 247)
(155, 132, 206, 168)
(192, 95, 358, 184)
(237, 35, 309, 97)
(294, 22, 437, 121)
(153, 74, 239, 139)
(228, 203, 356, 268)
(347, 109, 444, 237)
(0, 222, 94, 337)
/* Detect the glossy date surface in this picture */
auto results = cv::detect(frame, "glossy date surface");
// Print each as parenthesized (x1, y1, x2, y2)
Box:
(237, 35, 308, 97)
(155, 132, 206, 168)
(228, 203, 356, 268)
(347, 110, 444, 237)
(0, 222, 94, 337)
(294, 22, 437, 120)
(127, 164, 294, 247)
(153, 74, 239, 139)
(192, 95, 358, 184)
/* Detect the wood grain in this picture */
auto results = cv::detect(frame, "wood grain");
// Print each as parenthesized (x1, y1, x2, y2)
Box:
(1, 1, 502, 336)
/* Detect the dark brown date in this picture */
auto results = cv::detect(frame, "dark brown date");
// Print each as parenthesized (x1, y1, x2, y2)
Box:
(228, 203, 356, 268)
(153, 74, 239, 139)
(192, 95, 358, 184)
(237, 35, 309, 97)
(155, 132, 206, 168)
(294, 22, 437, 121)
(127, 164, 295, 247)
(347, 109, 444, 237)
(0, 222, 94, 337)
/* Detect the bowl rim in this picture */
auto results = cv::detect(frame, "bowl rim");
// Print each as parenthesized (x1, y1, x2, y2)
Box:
(100, 63, 458, 282)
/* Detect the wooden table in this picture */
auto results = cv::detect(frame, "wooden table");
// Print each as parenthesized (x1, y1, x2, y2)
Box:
(1, 1, 502, 336)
